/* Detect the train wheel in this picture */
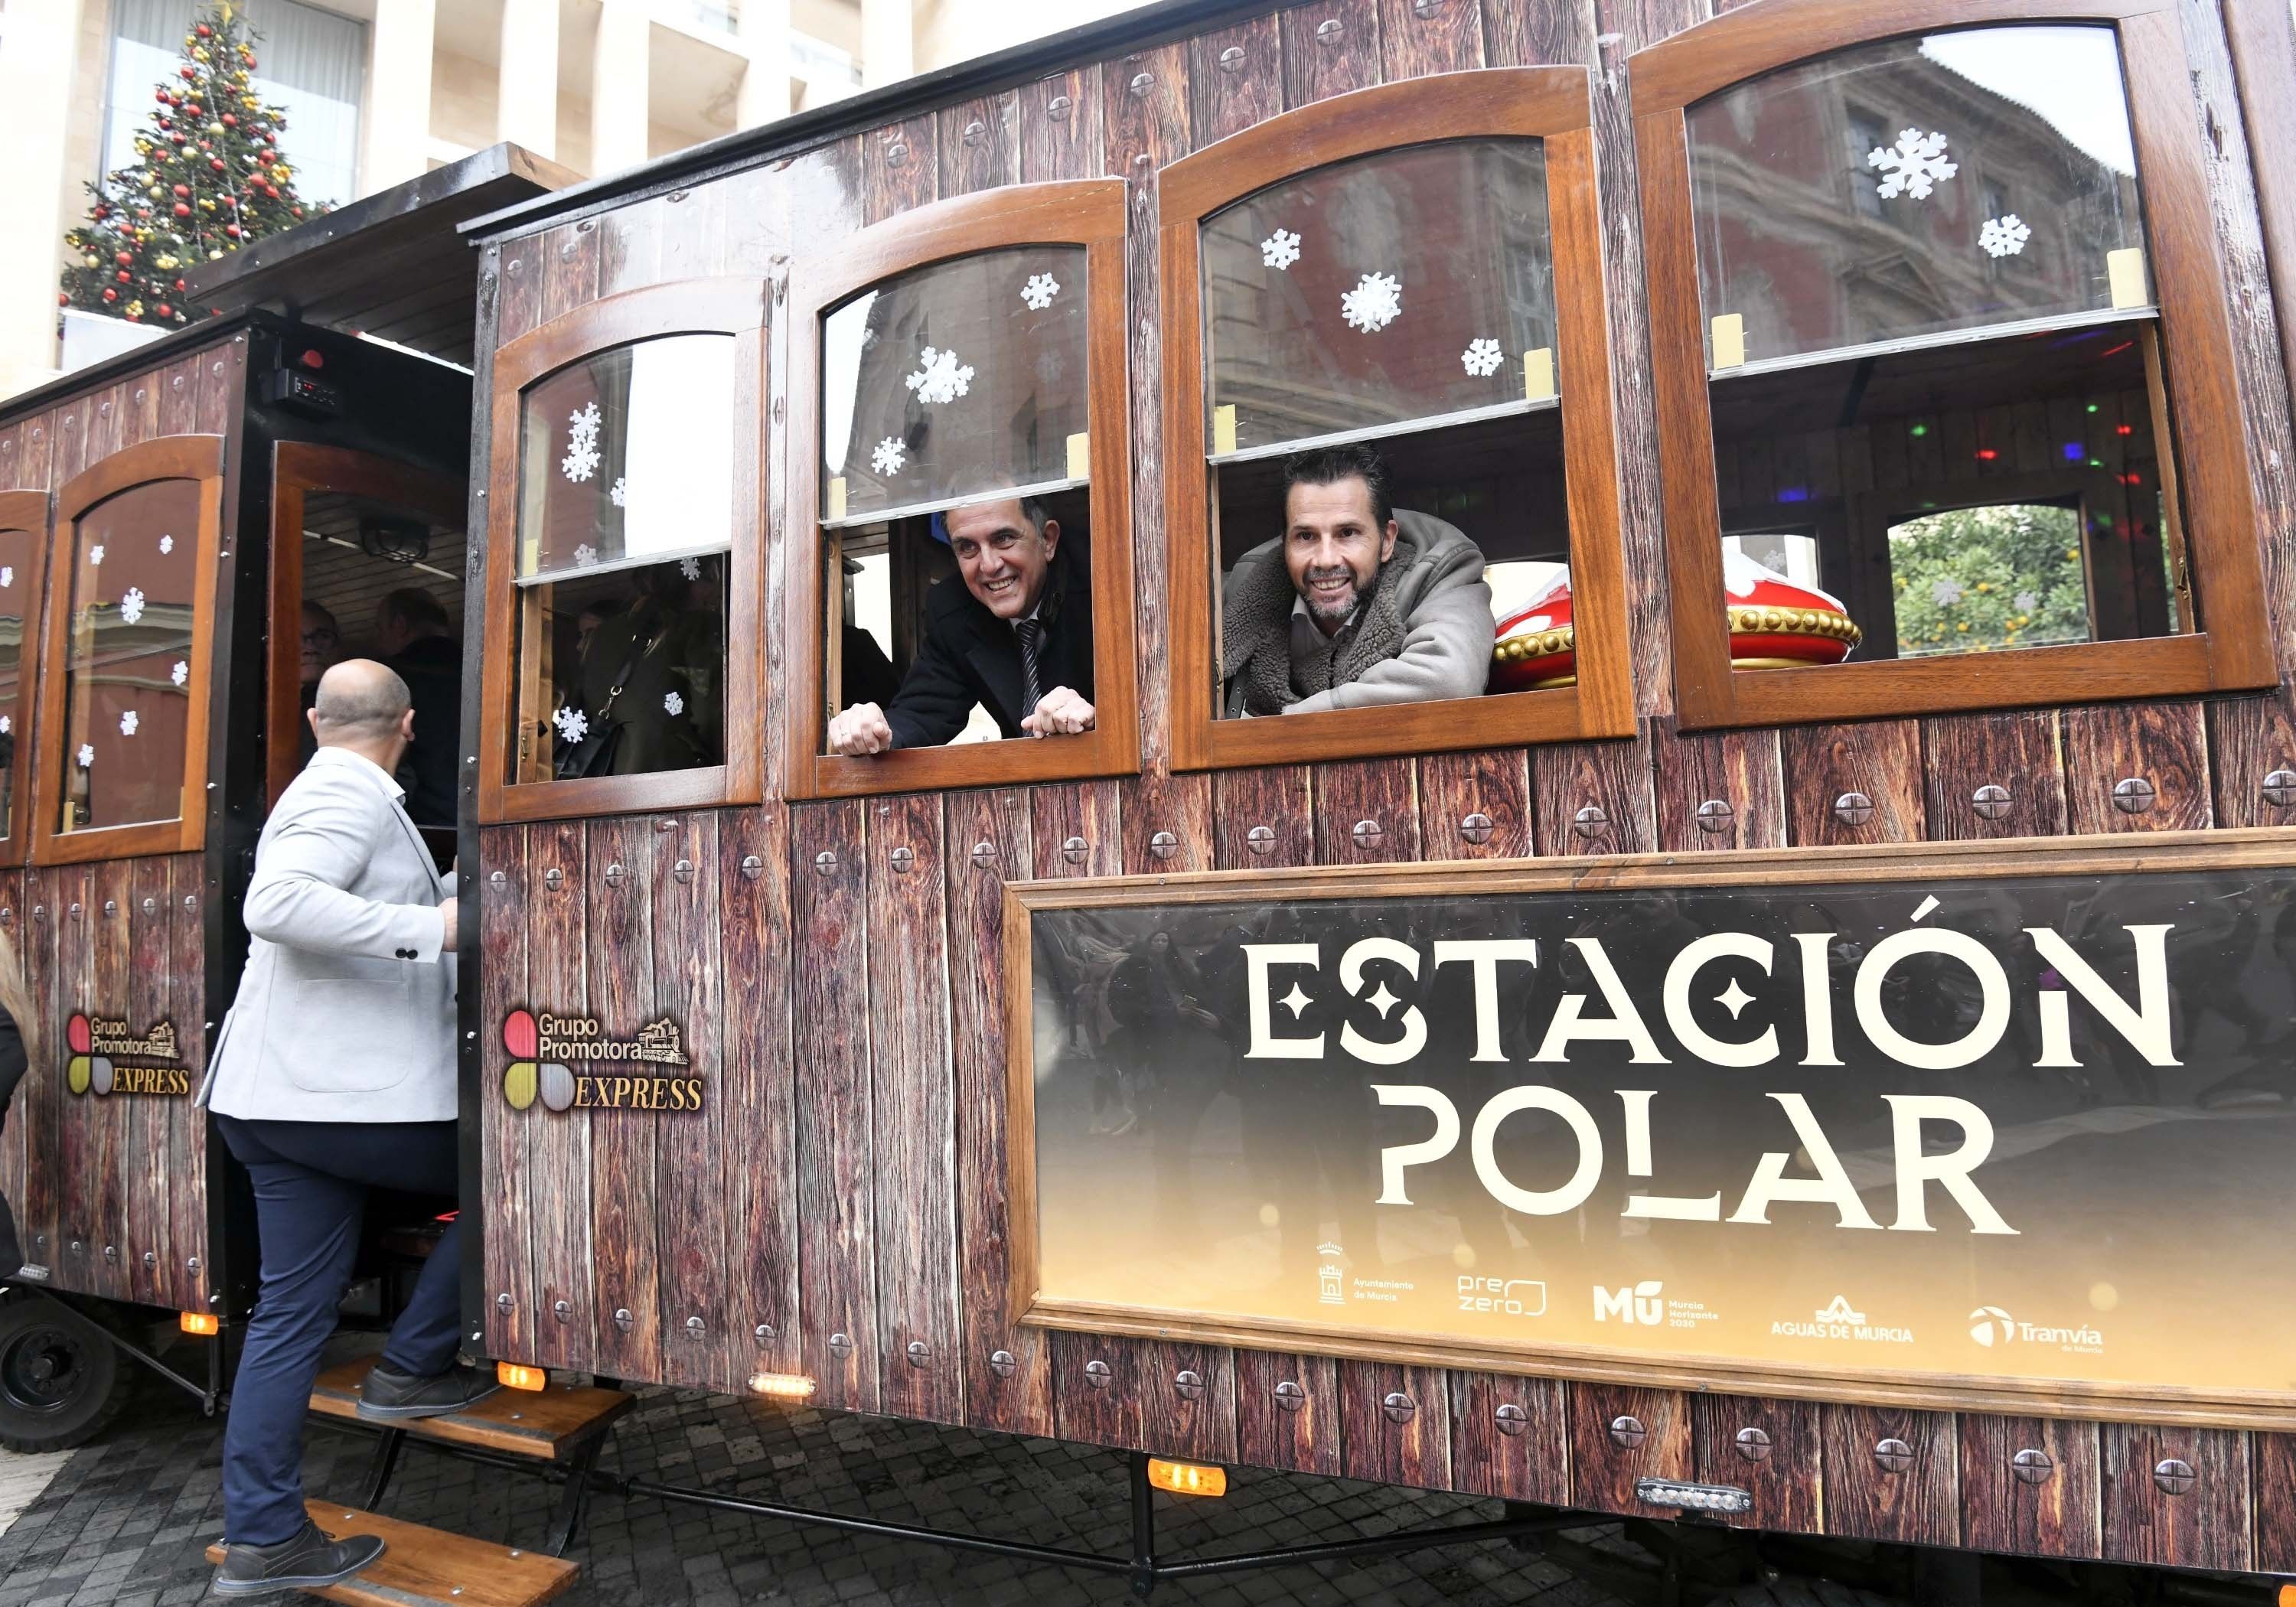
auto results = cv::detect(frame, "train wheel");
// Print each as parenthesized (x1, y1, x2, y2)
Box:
(0, 1291, 134, 1452)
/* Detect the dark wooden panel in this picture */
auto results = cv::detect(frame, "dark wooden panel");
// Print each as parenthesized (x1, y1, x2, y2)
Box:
(2099, 1423, 2252, 1571)
(1236, 1348, 1342, 1476)
(1920, 712, 2068, 842)
(1029, 781, 1122, 878)
(1692, 1394, 1820, 1534)
(719, 804, 801, 1384)
(790, 800, 878, 1412)
(168, 856, 205, 1309)
(540, 217, 602, 325)
(129, 857, 171, 1309)
(1651, 717, 1786, 852)
(1958, 1413, 2102, 1560)
(1140, 1340, 1239, 1463)
(495, 233, 546, 346)
(2205, 687, 2296, 827)
(1313, 758, 1421, 863)
(1379, 0, 1484, 77)
(937, 93, 1021, 197)
(651, 811, 729, 1392)
(595, 193, 666, 298)
(1188, 14, 1283, 148)
(2059, 702, 2213, 833)
(1817, 1404, 1957, 1547)
(1339, 1362, 1448, 1488)
(584, 814, 661, 1382)
(1568, 1383, 1691, 1515)
(1416, 749, 1533, 861)
(479, 824, 533, 1361)
(0, 875, 24, 1282)
(1280, 0, 1385, 107)
(1017, 65, 1104, 185)
(2254, 1431, 2296, 1573)
(1780, 721, 1925, 846)
(88, 864, 132, 1299)
(1531, 731, 1656, 856)
(1447, 1371, 1567, 1504)
(863, 115, 939, 227)
(51, 866, 93, 1286)
(1120, 772, 1215, 873)
(525, 817, 594, 1375)
(866, 793, 960, 1424)
(1212, 767, 1313, 869)
(22, 876, 59, 1275)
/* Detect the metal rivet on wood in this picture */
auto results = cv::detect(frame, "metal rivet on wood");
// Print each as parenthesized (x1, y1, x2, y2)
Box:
(1315, 16, 1344, 41)
(103, 1246, 117, 1264)
(488, 871, 507, 890)
(2153, 1458, 2197, 1496)
(141, 897, 157, 914)
(1150, 831, 1179, 859)
(2112, 776, 2157, 814)
(1574, 804, 1609, 839)
(2262, 769, 2296, 808)
(1971, 784, 2014, 821)
(184, 894, 197, 911)
(1084, 1358, 1113, 1388)
(908, 1341, 931, 1367)
(1246, 825, 1276, 854)
(673, 858, 696, 883)
(740, 855, 765, 880)
(1834, 791, 1875, 826)
(69, 1240, 83, 1256)
(615, 1309, 635, 1332)
(1734, 1426, 1773, 1462)
(1874, 1437, 1914, 1474)
(1494, 1402, 1528, 1436)
(1274, 1380, 1306, 1412)
(68, 904, 80, 920)
(883, 140, 908, 167)
(1218, 44, 1247, 69)
(1609, 1414, 1646, 1449)
(684, 1315, 706, 1335)
(1174, 1369, 1205, 1401)
(754, 1322, 775, 1341)
(2010, 1448, 2055, 1485)
(1459, 812, 1493, 845)
(553, 1300, 571, 1322)
(1062, 835, 1088, 864)
(970, 840, 999, 868)
(654, 817, 678, 833)
(103, 901, 117, 917)
(604, 862, 628, 888)
(889, 846, 915, 873)
(186, 1256, 199, 1273)
(1046, 94, 1073, 119)
(1382, 1392, 1416, 1423)
(0, 910, 12, 926)
(1128, 70, 1155, 94)
(1352, 818, 1384, 849)
(30, 906, 42, 922)
(990, 1348, 1017, 1378)
(961, 119, 987, 145)
(828, 1331, 853, 1354)
(495, 1292, 513, 1311)
(813, 850, 838, 875)
(1412, 0, 1447, 12)
(142, 1250, 155, 1267)
(543, 867, 565, 892)
(1695, 799, 1733, 833)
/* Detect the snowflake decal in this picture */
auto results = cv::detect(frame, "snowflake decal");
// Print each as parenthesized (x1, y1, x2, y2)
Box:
(171, 660, 188, 687)
(1460, 337, 1504, 377)
(0, 568, 12, 589)
(552, 706, 589, 745)
(1930, 577, 1965, 607)
(1978, 214, 2031, 259)
(77, 744, 93, 769)
(119, 710, 139, 737)
(2014, 589, 2040, 611)
(1020, 272, 1060, 311)
(680, 556, 701, 582)
(904, 347, 975, 406)
(664, 691, 685, 717)
(1261, 229, 1301, 271)
(572, 543, 599, 569)
(1868, 128, 1958, 200)
(158, 533, 174, 555)
(0, 717, 10, 736)
(118, 587, 146, 626)
(870, 437, 906, 477)
(609, 477, 628, 508)
(561, 400, 602, 483)
(1340, 272, 1402, 334)
(88, 545, 105, 567)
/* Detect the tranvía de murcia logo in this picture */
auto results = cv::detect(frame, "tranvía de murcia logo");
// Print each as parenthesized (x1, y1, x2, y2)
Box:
(1968, 1305, 2105, 1354)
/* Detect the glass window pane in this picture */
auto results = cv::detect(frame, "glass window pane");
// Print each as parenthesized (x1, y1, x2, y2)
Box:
(1686, 25, 2147, 367)
(0, 525, 33, 840)
(1202, 139, 1554, 456)
(59, 480, 201, 834)
(821, 246, 1090, 523)
(1887, 502, 2089, 657)
(517, 334, 736, 585)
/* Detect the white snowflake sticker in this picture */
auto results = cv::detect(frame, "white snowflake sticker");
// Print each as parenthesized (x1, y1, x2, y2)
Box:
(609, 477, 628, 508)
(572, 543, 599, 569)
(2014, 589, 2040, 611)
(77, 744, 93, 769)
(561, 400, 602, 483)
(119, 710, 139, 736)
(1460, 337, 1504, 377)
(870, 437, 906, 477)
(158, 533, 174, 555)
(680, 556, 701, 582)
(1868, 128, 1958, 200)
(0, 568, 12, 589)
(1930, 577, 1965, 607)
(1261, 229, 1301, 271)
(904, 347, 975, 406)
(553, 706, 589, 745)
(664, 691, 684, 717)
(0, 717, 11, 736)
(1340, 272, 1402, 334)
(118, 587, 145, 626)
(1020, 272, 1060, 311)
(1978, 214, 2031, 258)
(88, 545, 105, 567)
(171, 660, 188, 687)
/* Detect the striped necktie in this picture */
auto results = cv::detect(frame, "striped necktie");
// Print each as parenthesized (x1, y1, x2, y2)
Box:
(1016, 618, 1045, 716)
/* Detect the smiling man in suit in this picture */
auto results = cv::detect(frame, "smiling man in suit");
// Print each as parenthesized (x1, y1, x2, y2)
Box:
(200, 659, 493, 1598)
(824, 496, 1094, 754)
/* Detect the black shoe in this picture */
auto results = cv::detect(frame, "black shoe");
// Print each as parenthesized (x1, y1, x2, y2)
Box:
(211, 1517, 385, 1596)
(355, 1361, 503, 1422)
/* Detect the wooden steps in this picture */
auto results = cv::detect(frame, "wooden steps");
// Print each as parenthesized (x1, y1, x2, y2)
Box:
(311, 1355, 632, 1461)
(205, 1501, 579, 1607)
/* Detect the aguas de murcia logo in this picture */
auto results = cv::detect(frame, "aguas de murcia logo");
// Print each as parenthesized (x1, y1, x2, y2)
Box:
(499, 1008, 703, 1113)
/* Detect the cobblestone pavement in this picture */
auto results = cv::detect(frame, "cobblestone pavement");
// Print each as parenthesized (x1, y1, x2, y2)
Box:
(0, 1341, 1643, 1607)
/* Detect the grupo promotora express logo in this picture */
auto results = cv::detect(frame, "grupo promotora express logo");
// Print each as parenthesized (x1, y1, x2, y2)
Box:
(65, 1012, 190, 1097)
(500, 1008, 702, 1113)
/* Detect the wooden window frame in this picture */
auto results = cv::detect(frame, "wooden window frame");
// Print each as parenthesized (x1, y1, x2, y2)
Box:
(1157, 69, 1635, 771)
(34, 434, 226, 866)
(782, 179, 1140, 800)
(1630, 0, 2276, 729)
(479, 277, 765, 825)
(267, 442, 467, 809)
(0, 491, 51, 866)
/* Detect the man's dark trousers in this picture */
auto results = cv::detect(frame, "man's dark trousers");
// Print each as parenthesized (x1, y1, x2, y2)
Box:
(215, 1116, 461, 1545)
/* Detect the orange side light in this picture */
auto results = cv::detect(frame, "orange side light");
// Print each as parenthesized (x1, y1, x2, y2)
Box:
(496, 1362, 547, 1392)
(748, 1371, 817, 1401)
(2276, 1586, 2296, 1607)
(1146, 1459, 1227, 1498)
(178, 1312, 219, 1336)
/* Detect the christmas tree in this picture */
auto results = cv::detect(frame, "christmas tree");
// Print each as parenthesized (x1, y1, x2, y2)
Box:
(58, 2, 327, 328)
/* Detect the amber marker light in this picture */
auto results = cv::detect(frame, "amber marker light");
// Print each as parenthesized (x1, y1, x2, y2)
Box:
(1146, 1459, 1227, 1498)
(748, 1371, 817, 1401)
(497, 1362, 547, 1392)
(2277, 1586, 2296, 1607)
(178, 1312, 219, 1336)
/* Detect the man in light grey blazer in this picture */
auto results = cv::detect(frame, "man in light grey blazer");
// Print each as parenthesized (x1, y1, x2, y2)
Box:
(202, 660, 494, 1598)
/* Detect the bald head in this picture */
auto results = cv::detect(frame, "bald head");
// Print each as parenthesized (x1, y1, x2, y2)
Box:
(311, 660, 412, 746)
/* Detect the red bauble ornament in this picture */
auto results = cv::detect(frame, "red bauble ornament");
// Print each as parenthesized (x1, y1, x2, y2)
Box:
(102, 288, 117, 302)
(222, 113, 236, 126)
(263, 184, 278, 199)
(115, 269, 131, 283)
(173, 184, 189, 197)
(1719, 553, 1861, 667)
(114, 250, 132, 266)
(154, 86, 171, 103)
(187, 101, 202, 115)
(210, 158, 225, 171)
(245, 55, 257, 68)
(291, 207, 302, 217)
(173, 203, 191, 217)
(156, 303, 172, 318)
(224, 223, 240, 238)
(174, 279, 186, 290)
(195, 22, 211, 35)
(179, 65, 196, 80)
(57, 292, 68, 307)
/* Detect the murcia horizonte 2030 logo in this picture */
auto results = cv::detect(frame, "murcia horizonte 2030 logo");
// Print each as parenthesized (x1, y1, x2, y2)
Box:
(500, 1009, 702, 1113)
(66, 1012, 191, 1097)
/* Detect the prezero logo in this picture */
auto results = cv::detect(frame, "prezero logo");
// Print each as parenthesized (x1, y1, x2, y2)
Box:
(1968, 1306, 2017, 1347)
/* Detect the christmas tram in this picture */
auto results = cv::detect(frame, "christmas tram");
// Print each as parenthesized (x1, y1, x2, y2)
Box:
(5, 0, 2296, 1599)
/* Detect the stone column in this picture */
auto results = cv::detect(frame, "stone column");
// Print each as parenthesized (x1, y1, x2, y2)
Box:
(497, 0, 561, 159)
(362, 0, 437, 192)
(0, 0, 89, 399)
(589, 0, 651, 175)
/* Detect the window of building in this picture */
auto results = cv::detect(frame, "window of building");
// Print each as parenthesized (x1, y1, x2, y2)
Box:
(0, 495, 48, 856)
(1160, 71, 1634, 768)
(784, 181, 1139, 799)
(1632, 5, 2272, 726)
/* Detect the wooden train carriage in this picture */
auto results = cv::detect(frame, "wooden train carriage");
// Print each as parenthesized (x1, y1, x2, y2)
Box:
(487, 0, 2296, 1577)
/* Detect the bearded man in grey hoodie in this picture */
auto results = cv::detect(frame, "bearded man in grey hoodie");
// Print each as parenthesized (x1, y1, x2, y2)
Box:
(1221, 443, 1495, 717)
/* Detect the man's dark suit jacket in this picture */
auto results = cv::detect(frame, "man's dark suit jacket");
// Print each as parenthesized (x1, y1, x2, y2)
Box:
(386, 634, 464, 830)
(884, 553, 1094, 749)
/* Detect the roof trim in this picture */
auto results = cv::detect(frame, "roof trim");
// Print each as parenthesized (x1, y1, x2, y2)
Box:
(0, 313, 259, 427)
